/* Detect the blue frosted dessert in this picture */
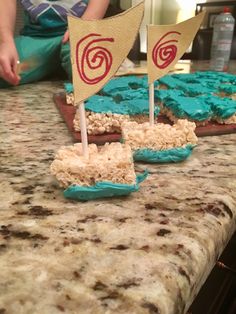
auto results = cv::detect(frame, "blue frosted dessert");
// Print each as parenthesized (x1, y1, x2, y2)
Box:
(50, 142, 147, 201)
(73, 95, 160, 135)
(160, 95, 212, 125)
(122, 119, 198, 163)
(202, 95, 236, 124)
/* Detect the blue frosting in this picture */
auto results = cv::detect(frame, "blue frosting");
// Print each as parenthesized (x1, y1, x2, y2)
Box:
(133, 145, 195, 163)
(164, 95, 212, 121)
(112, 88, 149, 101)
(102, 76, 146, 95)
(154, 89, 184, 102)
(179, 83, 217, 96)
(64, 82, 74, 93)
(158, 75, 183, 89)
(201, 95, 236, 119)
(219, 84, 236, 94)
(170, 74, 221, 89)
(85, 95, 122, 113)
(172, 73, 199, 83)
(85, 96, 160, 116)
(122, 99, 160, 116)
(63, 171, 148, 201)
(195, 71, 236, 84)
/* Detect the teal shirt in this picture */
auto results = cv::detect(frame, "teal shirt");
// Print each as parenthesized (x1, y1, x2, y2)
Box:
(20, 0, 89, 37)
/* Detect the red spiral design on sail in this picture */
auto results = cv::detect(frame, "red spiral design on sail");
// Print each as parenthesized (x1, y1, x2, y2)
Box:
(76, 33, 114, 85)
(152, 31, 181, 69)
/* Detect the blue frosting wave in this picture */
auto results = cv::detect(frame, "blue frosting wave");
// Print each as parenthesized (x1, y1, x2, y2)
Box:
(133, 145, 195, 163)
(63, 171, 148, 201)
(64, 82, 74, 93)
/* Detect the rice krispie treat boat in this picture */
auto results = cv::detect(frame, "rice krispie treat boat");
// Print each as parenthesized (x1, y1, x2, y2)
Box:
(122, 119, 198, 163)
(73, 95, 160, 135)
(50, 142, 147, 200)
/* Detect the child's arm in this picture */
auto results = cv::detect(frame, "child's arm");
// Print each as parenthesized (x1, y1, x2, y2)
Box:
(81, 0, 110, 20)
(0, 0, 20, 85)
(62, 0, 110, 43)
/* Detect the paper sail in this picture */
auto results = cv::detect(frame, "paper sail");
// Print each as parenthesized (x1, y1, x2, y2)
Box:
(147, 12, 205, 84)
(68, 1, 144, 104)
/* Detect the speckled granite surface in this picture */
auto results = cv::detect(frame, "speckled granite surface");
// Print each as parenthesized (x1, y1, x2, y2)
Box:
(0, 81, 236, 314)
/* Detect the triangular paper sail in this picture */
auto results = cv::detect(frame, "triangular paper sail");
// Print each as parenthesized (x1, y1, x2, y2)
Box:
(147, 12, 205, 84)
(68, 1, 144, 104)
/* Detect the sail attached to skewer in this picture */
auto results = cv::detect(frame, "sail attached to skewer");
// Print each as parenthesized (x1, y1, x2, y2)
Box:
(147, 12, 205, 84)
(68, 1, 144, 104)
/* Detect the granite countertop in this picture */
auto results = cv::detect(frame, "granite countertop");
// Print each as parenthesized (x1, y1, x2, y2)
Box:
(0, 81, 236, 314)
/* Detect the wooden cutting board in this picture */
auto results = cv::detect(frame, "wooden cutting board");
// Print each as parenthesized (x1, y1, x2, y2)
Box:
(53, 92, 236, 144)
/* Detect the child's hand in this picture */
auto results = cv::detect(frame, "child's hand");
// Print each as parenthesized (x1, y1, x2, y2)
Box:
(0, 40, 20, 85)
(62, 30, 69, 44)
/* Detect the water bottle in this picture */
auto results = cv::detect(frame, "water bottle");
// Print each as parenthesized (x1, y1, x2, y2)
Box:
(210, 7, 235, 72)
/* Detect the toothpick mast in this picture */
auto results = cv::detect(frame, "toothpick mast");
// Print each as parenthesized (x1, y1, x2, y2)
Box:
(78, 102, 89, 158)
(149, 82, 155, 125)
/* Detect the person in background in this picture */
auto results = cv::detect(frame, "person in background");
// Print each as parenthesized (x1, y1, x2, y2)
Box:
(0, 0, 110, 88)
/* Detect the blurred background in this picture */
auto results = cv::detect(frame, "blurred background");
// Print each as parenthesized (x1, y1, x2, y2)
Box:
(15, 0, 236, 59)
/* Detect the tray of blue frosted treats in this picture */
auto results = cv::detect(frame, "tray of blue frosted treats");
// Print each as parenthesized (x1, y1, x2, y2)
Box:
(62, 71, 236, 163)
(157, 71, 236, 125)
(65, 76, 159, 136)
(65, 71, 236, 129)
(63, 75, 198, 164)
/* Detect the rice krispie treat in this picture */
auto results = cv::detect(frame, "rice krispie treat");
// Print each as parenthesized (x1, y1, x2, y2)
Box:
(73, 95, 160, 135)
(64, 83, 74, 105)
(50, 142, 148, 200)
(202, 95, 236, 124)
(50, 142, 136, 188)
(160, 95, 212, 126)
(121, 119, 198, 163)
(73, 95, 130, 135)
